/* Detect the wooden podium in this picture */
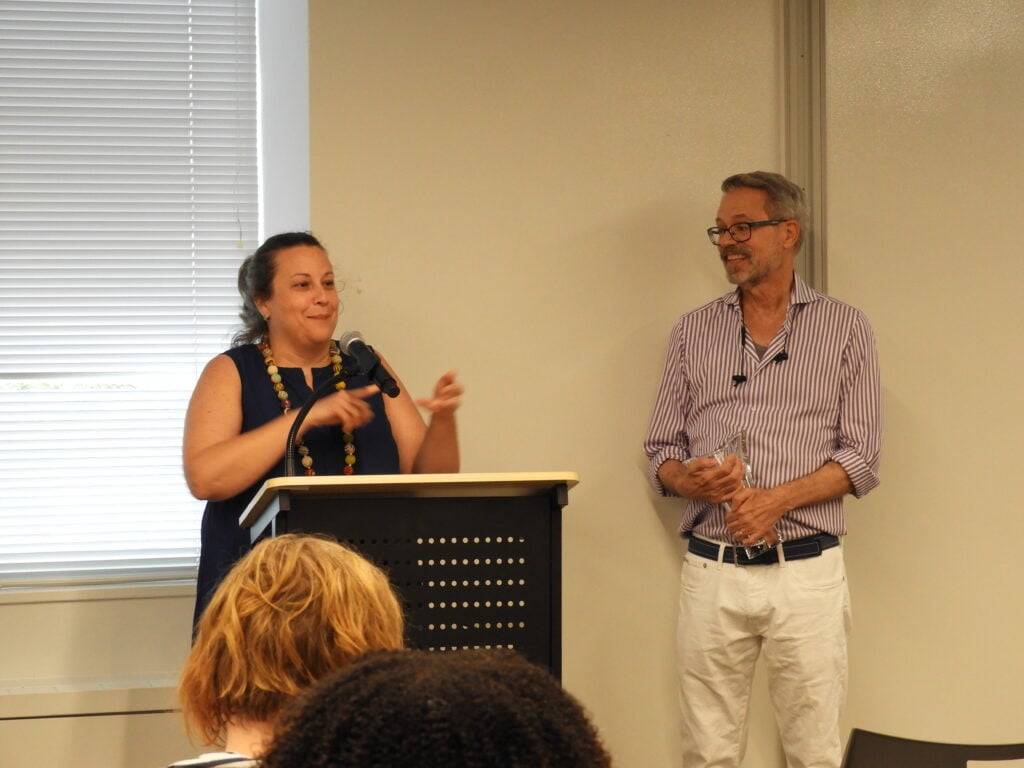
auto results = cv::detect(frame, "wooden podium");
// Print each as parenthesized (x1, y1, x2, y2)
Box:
(240, 472, 578, 676)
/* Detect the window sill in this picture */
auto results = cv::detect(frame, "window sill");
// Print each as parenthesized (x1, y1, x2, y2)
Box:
(0, 580, 195, 607)
(0, 677, 179, 719)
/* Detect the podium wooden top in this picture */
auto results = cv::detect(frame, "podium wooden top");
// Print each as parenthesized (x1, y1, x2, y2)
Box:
(239, 471, 579, 529)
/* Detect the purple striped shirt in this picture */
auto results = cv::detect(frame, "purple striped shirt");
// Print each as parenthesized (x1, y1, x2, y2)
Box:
(644, 274, 882, 541)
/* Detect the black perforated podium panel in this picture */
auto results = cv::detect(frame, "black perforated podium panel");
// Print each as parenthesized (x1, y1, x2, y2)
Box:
(254, 484, 566, 677)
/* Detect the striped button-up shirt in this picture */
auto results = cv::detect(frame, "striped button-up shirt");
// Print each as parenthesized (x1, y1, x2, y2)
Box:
(644, 274, 882, 541)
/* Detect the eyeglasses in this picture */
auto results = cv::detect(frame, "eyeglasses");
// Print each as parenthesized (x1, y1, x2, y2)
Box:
(706, 219, 787, 245)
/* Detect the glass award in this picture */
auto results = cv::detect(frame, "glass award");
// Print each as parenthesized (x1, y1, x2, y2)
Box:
(713, 430, 774, 559)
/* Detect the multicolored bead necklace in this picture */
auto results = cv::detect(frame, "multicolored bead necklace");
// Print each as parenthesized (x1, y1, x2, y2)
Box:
(259, 340, 357, 475)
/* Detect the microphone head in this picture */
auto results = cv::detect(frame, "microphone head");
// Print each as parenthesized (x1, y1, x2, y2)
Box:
(773, 351, 789, 363)
(339, 330, 366, 355)
(732, 374, 747, 386)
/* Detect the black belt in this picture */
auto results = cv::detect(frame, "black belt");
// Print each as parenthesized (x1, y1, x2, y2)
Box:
(687, 533, 840, 565)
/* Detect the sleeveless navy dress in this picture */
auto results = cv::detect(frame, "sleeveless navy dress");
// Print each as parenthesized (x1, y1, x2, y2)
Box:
(193, 343, 400, 625)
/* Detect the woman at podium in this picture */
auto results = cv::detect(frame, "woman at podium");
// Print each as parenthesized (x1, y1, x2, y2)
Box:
(183, 232, 462, 625)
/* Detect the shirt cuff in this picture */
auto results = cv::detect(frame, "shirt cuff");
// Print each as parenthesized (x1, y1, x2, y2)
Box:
(648, 448, 690, 497)
(832, 448, 880, 498)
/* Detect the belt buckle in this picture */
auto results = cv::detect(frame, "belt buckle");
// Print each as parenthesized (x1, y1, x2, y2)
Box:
(733, 542, 760, 565)
(734, 548, 753, 565)
(735, 538, 772, 565)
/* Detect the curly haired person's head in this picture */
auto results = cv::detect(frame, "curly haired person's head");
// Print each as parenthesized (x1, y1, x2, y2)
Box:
(262, 648, 613, 768)
(178, 534, 404, 746)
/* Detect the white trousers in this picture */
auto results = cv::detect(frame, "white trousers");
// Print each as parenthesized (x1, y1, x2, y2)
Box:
(676, 543, 851, 768)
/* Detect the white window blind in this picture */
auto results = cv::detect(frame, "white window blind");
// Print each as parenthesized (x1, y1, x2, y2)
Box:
(0, 0, 258, 585)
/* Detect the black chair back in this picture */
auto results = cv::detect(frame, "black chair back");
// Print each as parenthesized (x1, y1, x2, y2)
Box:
(842, 727, 1024, 768)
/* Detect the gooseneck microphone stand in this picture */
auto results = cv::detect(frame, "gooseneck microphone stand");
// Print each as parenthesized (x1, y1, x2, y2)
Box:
(284, 368, 353, 477)
(283, 357, 402, 476)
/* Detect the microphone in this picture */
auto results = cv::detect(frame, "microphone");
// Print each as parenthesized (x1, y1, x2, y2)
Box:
(733, 352, 786, 386)
(339, 331, 400, 398)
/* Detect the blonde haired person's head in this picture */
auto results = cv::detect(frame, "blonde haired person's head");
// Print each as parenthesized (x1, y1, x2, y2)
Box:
(178, 533, 404, 746)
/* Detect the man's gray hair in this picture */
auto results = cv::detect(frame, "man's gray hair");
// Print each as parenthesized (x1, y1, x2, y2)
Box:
(721, 171, 809, 252)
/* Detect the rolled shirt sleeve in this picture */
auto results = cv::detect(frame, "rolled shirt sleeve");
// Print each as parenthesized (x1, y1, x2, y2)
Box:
(830, 310, 882, 498)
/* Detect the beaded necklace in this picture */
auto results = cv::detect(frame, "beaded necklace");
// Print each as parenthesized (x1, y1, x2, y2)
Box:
(259, 340, 357, 476)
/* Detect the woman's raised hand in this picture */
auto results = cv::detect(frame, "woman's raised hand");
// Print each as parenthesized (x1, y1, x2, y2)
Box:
(416, 370, 463, 416)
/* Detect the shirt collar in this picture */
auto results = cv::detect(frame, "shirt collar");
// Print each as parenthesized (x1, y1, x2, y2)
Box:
(721, 272, 819, 309)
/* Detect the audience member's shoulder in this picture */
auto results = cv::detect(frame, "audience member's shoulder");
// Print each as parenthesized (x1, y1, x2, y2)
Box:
(167, 752, 258, 768)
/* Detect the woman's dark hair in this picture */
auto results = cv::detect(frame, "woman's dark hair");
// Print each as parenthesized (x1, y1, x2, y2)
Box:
(262, 649, 613, 768)
(232, 231, 325, 346)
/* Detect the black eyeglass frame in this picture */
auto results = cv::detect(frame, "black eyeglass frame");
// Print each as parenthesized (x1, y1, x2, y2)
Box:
(706, 219, 787, 245)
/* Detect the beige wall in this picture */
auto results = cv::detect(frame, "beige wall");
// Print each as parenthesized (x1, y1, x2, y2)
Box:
(827, 0, 1024, 744)
(309, 1, 782, 765)
(0, 585, 195, 767)
(310, 0, 1024, 765)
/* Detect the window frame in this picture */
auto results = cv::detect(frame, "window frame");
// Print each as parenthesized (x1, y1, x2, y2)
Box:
(0, 0, 309, 591)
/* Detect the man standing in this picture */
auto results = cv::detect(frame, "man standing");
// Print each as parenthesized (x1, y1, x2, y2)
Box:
(644, 171, 881, 767)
